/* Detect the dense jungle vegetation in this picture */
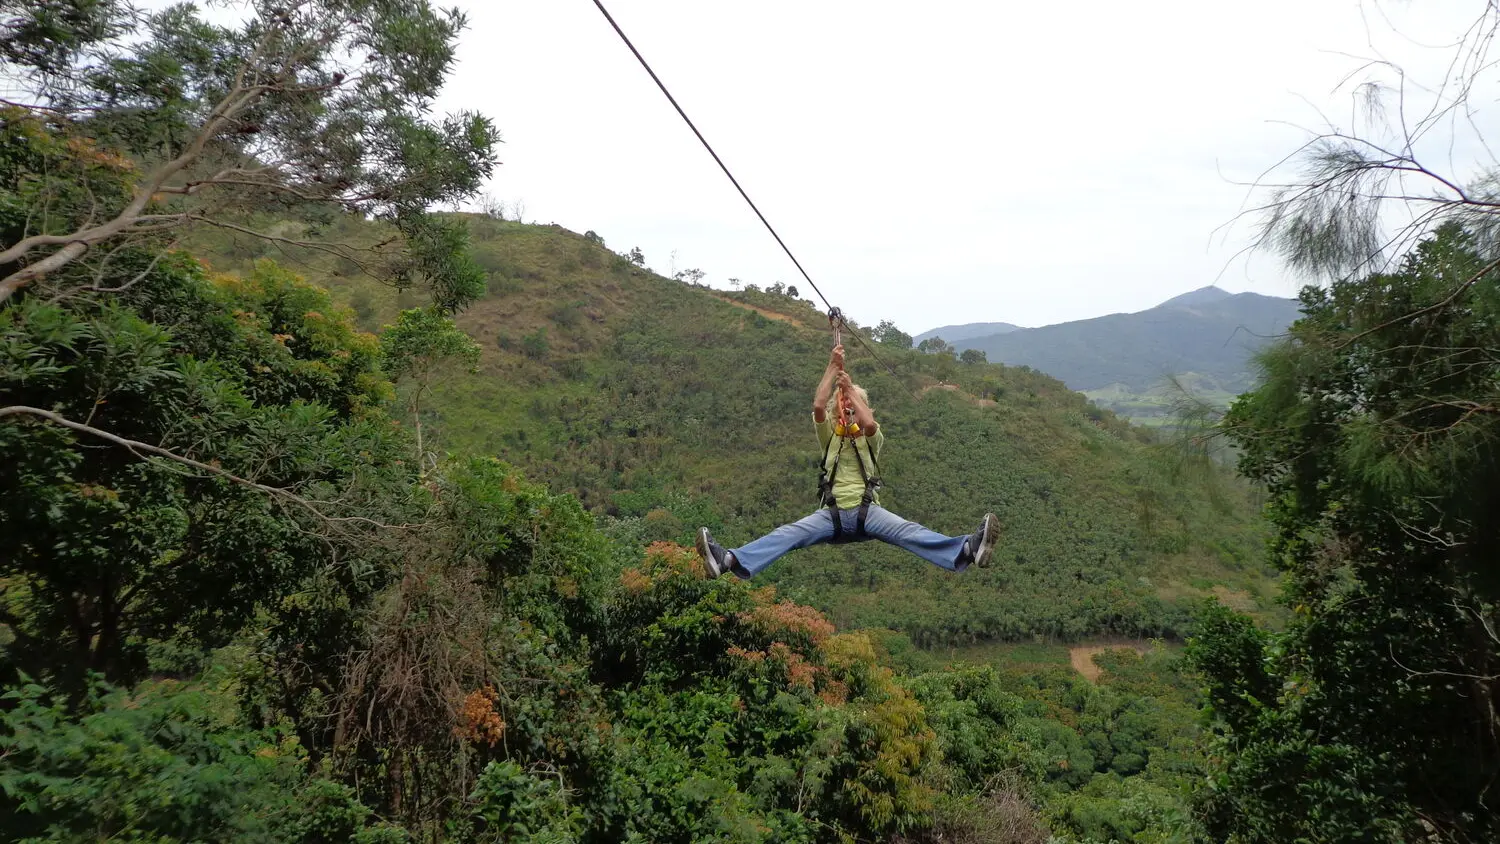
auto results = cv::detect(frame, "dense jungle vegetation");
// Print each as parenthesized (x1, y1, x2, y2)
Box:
(2, 1, 1497, 842)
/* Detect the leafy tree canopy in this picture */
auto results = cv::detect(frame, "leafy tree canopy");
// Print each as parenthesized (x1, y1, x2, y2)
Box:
(873, 319, 913, 348)
(0, 0, 497, 311)
(0, 252, 408, 688)
(1193, 223, 1500, 843)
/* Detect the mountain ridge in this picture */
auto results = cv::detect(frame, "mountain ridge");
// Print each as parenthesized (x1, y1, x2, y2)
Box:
(1158, 284, 1236, 309)
(912, 320, 1023, 345)
(921, 285, 1300, 396)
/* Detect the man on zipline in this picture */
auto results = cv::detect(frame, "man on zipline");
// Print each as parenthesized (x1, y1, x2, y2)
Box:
(697, 342, 1000, 579)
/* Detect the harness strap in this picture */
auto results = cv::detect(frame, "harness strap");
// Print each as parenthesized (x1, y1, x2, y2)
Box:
(819, 433, 844, 541)
(817, 430, 838, 504)
(820, 431, 882, 543)
(849, 433, 879, 536)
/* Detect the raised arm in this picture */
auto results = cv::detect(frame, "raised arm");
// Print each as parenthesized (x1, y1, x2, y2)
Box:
(812, 344, 843, 422)
(837, 371, 878, 435)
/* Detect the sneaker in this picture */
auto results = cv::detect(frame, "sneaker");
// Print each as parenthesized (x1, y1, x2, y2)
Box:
(697, 527, 730, 578)
(964, 513, 1000, 569)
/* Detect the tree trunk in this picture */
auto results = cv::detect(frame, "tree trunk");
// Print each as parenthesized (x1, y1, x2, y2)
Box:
(412, 391, 424, 479)
(0, 242, 88, 304)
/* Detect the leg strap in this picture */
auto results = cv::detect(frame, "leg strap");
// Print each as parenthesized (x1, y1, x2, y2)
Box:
(855, 484, 877, 537)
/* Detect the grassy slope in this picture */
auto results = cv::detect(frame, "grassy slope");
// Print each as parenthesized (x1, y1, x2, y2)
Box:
(191, 215, 1278, 645)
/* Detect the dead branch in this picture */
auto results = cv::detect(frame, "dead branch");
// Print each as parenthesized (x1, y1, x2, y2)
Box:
(1389, 641, 1498, 682)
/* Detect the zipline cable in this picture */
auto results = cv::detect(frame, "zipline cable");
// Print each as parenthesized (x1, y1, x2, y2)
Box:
(587, 0, 920, 401)
(587, 0, 830, 311)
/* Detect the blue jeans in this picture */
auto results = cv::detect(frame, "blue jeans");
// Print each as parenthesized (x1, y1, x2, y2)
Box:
(729, 505, 972, 578)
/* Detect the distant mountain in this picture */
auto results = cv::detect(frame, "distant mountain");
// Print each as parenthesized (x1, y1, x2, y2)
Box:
(912, 321, 1022, 345)
(1157, 285, 1235, 308)
(935, 286, 1301, 395)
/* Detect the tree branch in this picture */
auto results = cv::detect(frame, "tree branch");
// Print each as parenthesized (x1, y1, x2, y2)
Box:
(0, 82, 271, 302)
(1389, 641, 1498, 682)
(189, 216, 389, 274)
(1336, 254, 1500, 348)
(0, 406, 421, 531)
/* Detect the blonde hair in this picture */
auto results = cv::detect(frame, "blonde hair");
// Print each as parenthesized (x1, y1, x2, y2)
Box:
(826, 384, 870, 419)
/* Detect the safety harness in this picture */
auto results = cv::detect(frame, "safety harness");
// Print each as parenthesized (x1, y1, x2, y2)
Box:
(818, 308, 882, 542)
(817, 428, 881, 542)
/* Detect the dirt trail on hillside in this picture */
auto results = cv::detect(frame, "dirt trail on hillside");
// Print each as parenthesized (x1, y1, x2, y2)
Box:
(710, 295, 807, 328)
(920, 382, 997, 408)
(1069, 642, 1150, 682)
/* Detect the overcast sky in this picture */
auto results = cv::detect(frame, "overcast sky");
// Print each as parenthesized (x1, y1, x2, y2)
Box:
(425, 1, 1500, 331)
(427, 3, 1494, 331)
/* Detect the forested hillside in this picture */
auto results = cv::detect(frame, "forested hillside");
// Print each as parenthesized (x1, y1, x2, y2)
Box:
(192, 215, 1276, 646)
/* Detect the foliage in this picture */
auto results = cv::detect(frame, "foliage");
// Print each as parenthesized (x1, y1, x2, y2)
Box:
(0, 81, 1282, 844)
(0, 673, 407, 843)
(593, 543, 941, 841)
(384, 308, 480, 383)
(381, 306, 481, 472)
(917, 336, 955, 356)
(0, 0, 497, 310)
(0, 214, 1244, 843)
(327, 456, 614, 832)
(874, 319, 914, 348)
(521, 326, 550, 359)
(1195, 224, 1500, 843)
(0, 253, 406, 688)
(457, 760, 581, 843)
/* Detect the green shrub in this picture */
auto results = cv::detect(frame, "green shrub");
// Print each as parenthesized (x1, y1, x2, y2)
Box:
(521, 327, 550, 359)
(0, 676, 400, 844)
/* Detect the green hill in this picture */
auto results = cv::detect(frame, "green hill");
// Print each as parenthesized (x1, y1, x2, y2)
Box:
(929, 286, 1300, 396)
(193, 216, 1275, 646)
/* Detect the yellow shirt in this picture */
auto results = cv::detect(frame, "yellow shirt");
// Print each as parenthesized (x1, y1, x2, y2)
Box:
(815, 415, 883, 510)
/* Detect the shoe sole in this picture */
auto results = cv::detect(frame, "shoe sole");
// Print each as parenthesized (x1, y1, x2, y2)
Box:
(696, 528, 720, 578)
(974, 514, 1000, 568)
